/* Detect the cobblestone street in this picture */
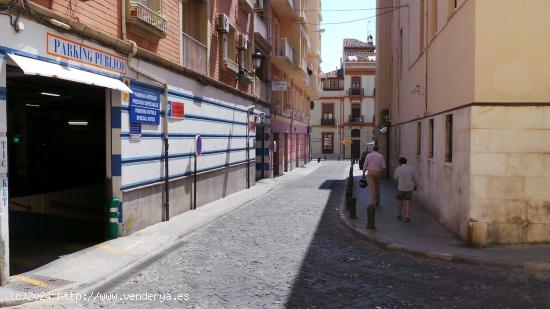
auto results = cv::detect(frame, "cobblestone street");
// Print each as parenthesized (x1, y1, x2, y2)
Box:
(51, 162, 550, 308)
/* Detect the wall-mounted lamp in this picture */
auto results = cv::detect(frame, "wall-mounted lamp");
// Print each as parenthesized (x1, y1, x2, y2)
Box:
(237, 51, 263, 80)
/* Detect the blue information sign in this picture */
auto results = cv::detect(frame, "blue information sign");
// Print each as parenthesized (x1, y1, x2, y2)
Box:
(129, 84, 161, 125)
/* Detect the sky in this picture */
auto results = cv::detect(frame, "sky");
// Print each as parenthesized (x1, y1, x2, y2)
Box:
(320, 0, 377, 73)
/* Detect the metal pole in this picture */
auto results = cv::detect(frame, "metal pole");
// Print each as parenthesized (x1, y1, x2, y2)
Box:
(248, 106, 251, 188)
(163, 85, 170, 221)
(193, 153, 197, 210)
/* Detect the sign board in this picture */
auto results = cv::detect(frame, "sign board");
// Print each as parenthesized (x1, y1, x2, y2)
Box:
(271, 81, 288, 91)
(0, 137, 7, 174)
(47, 33, 127, 75)
(195, 135, 202, 156)
(129, 122, 142, 141)
(342, 139, 353, 145)
(167, 101, 185, 119)
(249, 115, 257, 132)
(129, 84, 161, 125)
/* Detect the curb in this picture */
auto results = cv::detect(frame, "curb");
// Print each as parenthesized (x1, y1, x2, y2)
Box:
(338, 202, 550, 278)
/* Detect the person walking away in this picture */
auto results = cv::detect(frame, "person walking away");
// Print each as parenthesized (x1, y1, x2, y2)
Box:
(362, 145, 386, 208)
(358, 149, 368, 170)
(394, 157, 416, 222)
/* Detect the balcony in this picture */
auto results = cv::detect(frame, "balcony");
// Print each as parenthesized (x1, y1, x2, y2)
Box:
(128, 0, 166, 36)
(348, 88, 364, 96)
(321, 118, 335, 126)
(296, 8, 307, 24)
(348, 115, 364, 123)
(254, 15, 270, 48)
(239, 0, 255, 12)
(182, 32, 207, 75)
(272, 0, 295, 19)
(272, 38, 296, 74)
(256, 79, 269, 102)
(323, 85, 344, 91)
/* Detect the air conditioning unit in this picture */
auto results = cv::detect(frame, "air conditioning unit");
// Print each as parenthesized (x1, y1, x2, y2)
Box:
(218, 14, 230, 33)
(256, 0, 264, 11)
(238, 34, 249, 50)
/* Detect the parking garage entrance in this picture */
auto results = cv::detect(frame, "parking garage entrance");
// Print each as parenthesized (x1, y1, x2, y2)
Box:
(6, 69, 107, 275)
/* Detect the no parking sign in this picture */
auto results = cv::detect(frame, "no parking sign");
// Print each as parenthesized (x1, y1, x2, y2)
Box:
(195, 135, 202, 156)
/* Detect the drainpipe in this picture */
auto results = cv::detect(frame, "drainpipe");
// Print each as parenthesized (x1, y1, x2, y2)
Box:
(122, 5, 170, 221)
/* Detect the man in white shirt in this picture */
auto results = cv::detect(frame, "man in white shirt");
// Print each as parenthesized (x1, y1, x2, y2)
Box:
(393, 157, 416, 222)
(362, 146, 386, 208)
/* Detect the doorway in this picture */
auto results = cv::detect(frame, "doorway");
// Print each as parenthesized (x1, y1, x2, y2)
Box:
(351, 140, 360, 160)
(283, 133, 288, 172)
(6, 72, 107, 275)
(273, 133, 279, 176)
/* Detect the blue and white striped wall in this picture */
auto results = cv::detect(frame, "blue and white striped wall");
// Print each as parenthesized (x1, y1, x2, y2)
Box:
(117, 81, 259, 192)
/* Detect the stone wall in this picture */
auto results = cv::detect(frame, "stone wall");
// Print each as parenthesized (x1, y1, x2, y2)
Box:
(469, 106, 550, 245)
(391, 108, 472, 240)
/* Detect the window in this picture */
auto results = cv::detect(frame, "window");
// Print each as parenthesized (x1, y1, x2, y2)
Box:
(351, 129, 360, 138)
(181, 0, 208, 74)
(428, 118, 434, 158)
(399, 28, 403, 79)
(329, 79, 340, 89)
(322, 133, 334, 154)
(420, 0, 425, 52)
(416, 121, 422, 155)
(351, 77, 361, 89)
(321, 103, 335, 125)
(223, 26, 236, 61)
(430, 0, 438, 39)
(449, 0, 457, 12)
(445, 114, 453, 162)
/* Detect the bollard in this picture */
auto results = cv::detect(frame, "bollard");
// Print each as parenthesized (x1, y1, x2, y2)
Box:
(350, 197, 357, 219)
(367, 205, 376, 230)
(108, 199, 120, 239)
(318, 157, 321, 163)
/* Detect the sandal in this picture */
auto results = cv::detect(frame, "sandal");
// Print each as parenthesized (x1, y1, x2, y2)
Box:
(405, 218, 411, 223)
(397, 215, 402, 221)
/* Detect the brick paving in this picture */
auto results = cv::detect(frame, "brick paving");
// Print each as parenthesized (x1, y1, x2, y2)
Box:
(43, 161, 550, 308)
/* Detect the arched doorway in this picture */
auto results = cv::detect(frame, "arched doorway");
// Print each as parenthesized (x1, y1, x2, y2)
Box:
(350, 129, 361, 159)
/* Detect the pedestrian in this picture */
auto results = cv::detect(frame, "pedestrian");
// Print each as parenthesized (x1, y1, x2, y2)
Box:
(358, 149, 368, 170)
(362, 145, 386, 208)
(394, 157, 416, 222)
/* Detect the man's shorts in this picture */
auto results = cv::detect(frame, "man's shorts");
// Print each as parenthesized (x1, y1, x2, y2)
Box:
(396, 191, 413, 201)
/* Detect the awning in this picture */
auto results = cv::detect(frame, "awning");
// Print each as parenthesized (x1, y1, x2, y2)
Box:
(7, 53, 132, 93)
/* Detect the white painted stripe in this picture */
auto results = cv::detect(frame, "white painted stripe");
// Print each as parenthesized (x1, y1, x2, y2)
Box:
(109, 207, 118, 212)
(109, 218, 118, 223)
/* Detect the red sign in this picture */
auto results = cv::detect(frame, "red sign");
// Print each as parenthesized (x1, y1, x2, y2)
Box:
(170, 101, 185, 119)
(249, 115, 257, 132)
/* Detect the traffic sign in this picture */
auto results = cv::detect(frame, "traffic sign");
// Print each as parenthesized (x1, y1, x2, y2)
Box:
(195, 135, 202, 156)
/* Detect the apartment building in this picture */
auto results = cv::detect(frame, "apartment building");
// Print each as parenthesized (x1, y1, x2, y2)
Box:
(0, 0, 275, 280)
(376, 0, 550, 246)
(312, 37, 376, 160)
(270, 0, 321, 176)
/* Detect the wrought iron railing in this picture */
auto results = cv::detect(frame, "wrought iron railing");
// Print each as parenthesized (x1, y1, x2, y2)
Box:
(129, 0, 166, 32)
(321, 118, 335, 126)
(348, 115, 364, 123)
(348, 88, 364, 96)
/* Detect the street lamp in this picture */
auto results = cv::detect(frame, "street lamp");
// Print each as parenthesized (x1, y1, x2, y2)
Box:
(245, 51, 263, 188)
